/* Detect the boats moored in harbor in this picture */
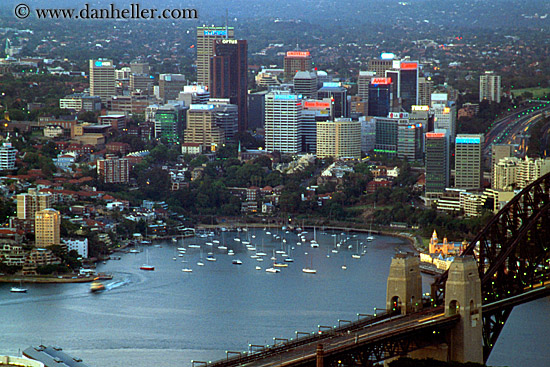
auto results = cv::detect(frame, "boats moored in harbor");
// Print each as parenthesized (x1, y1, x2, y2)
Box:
(302, 268, 317, 274)
(140, 250, 155, 271)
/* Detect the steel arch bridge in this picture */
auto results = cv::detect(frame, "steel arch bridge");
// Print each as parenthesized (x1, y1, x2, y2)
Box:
(432, 171, 550, 361)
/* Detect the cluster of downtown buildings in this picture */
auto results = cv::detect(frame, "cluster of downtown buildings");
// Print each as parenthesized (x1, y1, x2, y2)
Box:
(3, 24, 544, 219)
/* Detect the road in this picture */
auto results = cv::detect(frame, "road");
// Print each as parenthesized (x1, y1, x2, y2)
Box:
(483, 102, 550, 159)
(210, 308, 458, 367)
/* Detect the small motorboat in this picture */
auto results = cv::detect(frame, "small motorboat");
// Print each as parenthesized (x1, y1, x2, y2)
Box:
(90, 281, 105, 293)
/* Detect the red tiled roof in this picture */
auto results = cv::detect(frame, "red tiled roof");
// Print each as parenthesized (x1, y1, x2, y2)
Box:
(35, 179, 53, 186)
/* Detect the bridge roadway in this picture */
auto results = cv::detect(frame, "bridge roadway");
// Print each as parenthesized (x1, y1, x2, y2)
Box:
(209, 307, 460, 367)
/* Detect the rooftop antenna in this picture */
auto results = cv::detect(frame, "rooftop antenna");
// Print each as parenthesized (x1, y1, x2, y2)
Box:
(225, 9, 228, 39)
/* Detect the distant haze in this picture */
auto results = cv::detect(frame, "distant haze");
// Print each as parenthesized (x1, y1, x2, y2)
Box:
(0, 0, 549, 29)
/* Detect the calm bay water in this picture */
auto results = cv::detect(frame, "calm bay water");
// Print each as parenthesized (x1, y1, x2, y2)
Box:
(0, 228, 548, 367)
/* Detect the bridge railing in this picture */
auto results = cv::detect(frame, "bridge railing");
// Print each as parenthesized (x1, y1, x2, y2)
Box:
(207, 310, 395, 367)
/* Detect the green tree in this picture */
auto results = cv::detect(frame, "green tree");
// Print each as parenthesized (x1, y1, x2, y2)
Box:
(78, 110, 98, 123)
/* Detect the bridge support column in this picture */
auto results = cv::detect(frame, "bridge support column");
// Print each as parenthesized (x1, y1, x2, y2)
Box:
(445, 255, 483, 364)
(316, 344, 324, 367)
(386, 253, 422, 315)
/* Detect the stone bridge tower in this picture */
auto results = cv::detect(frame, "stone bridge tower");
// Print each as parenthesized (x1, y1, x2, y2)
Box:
(386, 253, 422, 315)
(445, 255, 483, 363)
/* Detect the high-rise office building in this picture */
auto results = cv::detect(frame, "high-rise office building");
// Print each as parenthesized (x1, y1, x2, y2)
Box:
(130, 62, 150, 75)
(35, 208, 60, 247)
(283, 51, 313, 82)
(115, 67, 131, 92)
(431, 93, 457, 140)
(248, 91, 268, 130)
(301, 99, 333, 153)
(479, 71, 501, 103)
(293, 71, 318, 99)
(301, 110, 317, 154)
(360, 116, 376, 153)
(115, 67, 131, 81)
(177, 85, 210, 106)
(318, 82, 348, 118)
(491, 144, 514, 187)
(209, 98, 239, 143)
(265, 91, 303, 153)
(89, 59, 116, 103)
(425, 130, 450, 195)
(409, 107, 432, 133)
(368, 57, 394, 77)
(398, 61, 419, 112)
(255, 71, 281, 87)
(196, 26, 235, 88)
(153, 102, 188, 143)
(374, 114, 404, 157)
(358, 71, 376, 101)
(418, 77, 433, 106)
(159, 74, 187, 103)
(385, 69, 400, 111)
(397, 119, 423, 161)
(368, 77, 392, 117)
(184, 104, 225, 148)
(0, 142, 17, 170)
(350, 95, 367, 117)
(454, 134, 484, 189)
(130, 73, 153, 95)
(210, 39, 248, 132)
(316, 119, 361, 159)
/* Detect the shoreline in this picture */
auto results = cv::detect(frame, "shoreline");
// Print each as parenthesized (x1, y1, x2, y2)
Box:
(0, 275, 96, 284)
(196, 222, 419, 252)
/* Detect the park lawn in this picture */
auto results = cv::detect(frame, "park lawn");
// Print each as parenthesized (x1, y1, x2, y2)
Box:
(512, 87, 550, 99)
(346, 204, 392, 212)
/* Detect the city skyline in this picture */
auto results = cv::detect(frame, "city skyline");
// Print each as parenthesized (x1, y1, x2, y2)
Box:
(0, 2, 549, 367)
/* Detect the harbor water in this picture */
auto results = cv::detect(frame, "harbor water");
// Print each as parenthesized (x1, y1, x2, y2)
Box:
(0, 228, 548, 367)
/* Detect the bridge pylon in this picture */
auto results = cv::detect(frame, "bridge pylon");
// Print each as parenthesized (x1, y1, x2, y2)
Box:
(445, 255, 483, 363)
(386, 253, 422, 315)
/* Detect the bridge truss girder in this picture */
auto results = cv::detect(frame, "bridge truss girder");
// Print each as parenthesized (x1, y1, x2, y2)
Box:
(431, 172, 550, 362)
(288, 318, 459, 367)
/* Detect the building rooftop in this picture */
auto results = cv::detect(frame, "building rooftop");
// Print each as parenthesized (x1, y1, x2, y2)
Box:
(23, 346, 88, 367)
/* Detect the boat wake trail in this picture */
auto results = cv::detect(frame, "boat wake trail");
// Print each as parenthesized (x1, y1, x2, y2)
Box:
(105, 279, 130, 291)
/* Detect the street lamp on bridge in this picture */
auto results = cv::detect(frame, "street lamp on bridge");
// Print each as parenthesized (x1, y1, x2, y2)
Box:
(248, 344, 265, 353)
(338, 319, 351, 327)
(295, 331, 310, 338)
(273, 337, 289, 345)
(225, 351, 242, 361)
